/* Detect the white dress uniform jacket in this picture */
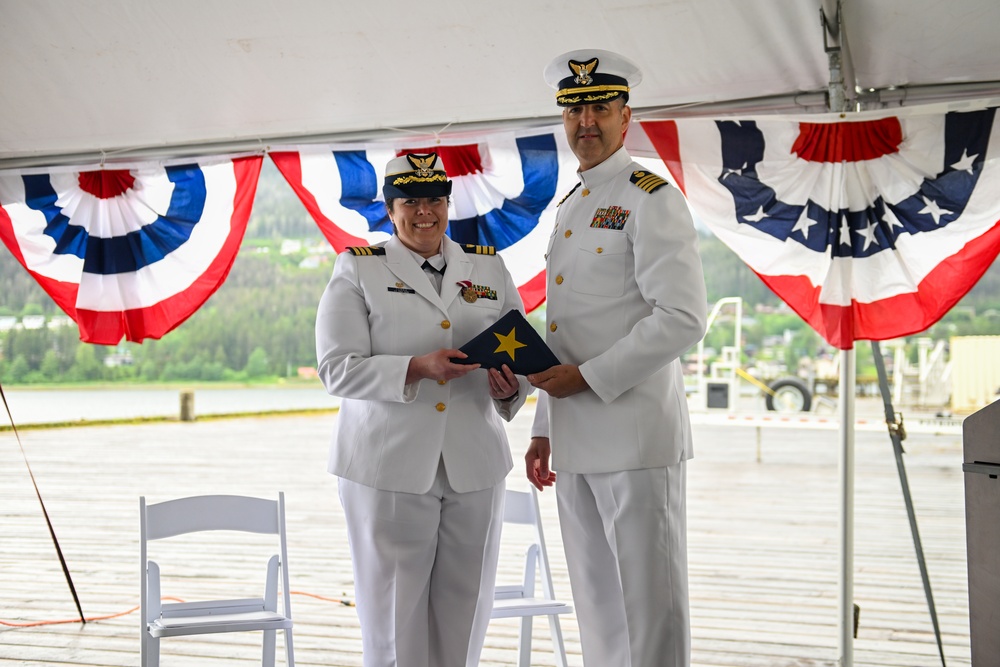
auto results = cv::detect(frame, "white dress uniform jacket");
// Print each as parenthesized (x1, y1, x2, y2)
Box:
(317, 234, 531, 494)
(532, 146, 708, 472)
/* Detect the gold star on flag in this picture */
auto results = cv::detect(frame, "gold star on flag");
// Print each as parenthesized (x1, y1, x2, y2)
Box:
(493, 327, 527, 361)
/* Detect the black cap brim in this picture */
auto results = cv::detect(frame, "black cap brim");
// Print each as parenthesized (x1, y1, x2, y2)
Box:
(383, 181, 453, 199)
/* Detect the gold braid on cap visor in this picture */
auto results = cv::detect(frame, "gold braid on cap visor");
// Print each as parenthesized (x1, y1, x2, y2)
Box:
(391, 172, 448, 185)
(557, 83, 629, 96)
(556, 84, 630, 104)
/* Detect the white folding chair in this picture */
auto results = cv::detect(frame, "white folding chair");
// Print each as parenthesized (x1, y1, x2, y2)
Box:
(139, 493, 294, 667)
(491, 487, 573, 667)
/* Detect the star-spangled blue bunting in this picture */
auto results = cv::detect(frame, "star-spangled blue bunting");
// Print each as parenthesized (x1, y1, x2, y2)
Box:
(715, 109, 993, 259)
(640, 106, 1000, 349)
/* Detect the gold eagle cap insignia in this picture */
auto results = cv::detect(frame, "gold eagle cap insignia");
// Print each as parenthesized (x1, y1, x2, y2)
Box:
(569, 58, 598, 86)
(406, 153, 437, 178)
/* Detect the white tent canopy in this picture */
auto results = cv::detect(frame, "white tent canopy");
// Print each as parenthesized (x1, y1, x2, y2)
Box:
(3, 3, 999, 665)
(3, 0, 1000, 169)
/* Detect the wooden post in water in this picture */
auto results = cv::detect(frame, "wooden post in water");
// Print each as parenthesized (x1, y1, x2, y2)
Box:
(179, 391, 195, 422)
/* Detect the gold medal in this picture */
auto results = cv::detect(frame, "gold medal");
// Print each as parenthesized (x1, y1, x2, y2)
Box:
(462, 286, 478, 303)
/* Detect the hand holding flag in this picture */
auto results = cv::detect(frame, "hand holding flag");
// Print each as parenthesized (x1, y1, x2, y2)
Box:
(453, 309, 559, 376)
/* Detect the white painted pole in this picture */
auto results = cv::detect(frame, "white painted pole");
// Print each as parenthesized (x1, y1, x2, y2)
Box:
(838, 347, 856, 666)
(822, 3, 856, 662)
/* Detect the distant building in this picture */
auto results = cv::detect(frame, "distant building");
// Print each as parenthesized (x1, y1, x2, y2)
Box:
(762, 334, 785, 349)
(281, 239, 303, 255)
(298, 254, 332, 270)
(104, 352, 135, 368)
(306, 242, 335, 255)
(21, 315, 46, 330)
(297, 366, 319, 380)
(0, 316, 16, 332)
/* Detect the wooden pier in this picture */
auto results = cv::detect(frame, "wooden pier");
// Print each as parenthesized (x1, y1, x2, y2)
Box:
(1, 401, 972, 666)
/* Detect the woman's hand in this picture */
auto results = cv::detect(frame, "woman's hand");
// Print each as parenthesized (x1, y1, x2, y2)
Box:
(488, 364, 519, 400)
(406, 349, 479, 384)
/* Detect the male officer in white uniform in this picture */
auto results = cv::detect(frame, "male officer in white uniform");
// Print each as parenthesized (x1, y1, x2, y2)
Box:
(525, 50, 708, 667)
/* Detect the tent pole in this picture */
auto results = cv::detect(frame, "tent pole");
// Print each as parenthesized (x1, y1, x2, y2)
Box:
(822, 3, 857, 663)
(838, 349, 856, 666)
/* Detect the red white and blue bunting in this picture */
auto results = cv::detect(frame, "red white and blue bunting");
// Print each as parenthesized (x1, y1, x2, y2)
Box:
(0, 156, 262, 344)
(6, 107, 1000, 351)
(639, 104, 1000, 349)
(270, 127, 579, 312)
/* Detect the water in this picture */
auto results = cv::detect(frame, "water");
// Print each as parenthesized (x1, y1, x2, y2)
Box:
(0, 386, 338, 426)
(0, 385, 958, 432)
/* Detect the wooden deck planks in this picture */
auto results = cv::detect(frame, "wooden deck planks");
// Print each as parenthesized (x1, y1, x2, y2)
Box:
(1, 401, 973, 666)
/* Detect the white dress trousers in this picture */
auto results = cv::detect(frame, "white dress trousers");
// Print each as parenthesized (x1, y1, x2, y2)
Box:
(556, 465, 688, 667)
(339, 461, 505, 667)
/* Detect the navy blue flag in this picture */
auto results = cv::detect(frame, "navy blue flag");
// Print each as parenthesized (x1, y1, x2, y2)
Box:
(454, 309, 559, 375)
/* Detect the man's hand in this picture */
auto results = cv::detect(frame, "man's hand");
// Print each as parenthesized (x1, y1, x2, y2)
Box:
(525, 437, 556, 491)
(527, 364, 589, 398)
(406, 349, 479, 384)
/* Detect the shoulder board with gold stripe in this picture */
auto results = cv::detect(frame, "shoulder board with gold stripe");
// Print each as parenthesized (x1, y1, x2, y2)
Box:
(557, 182, 582, 207)
(346, 246, 386, 256)
(629, 170, 669, 194)
(462, 244, 496, 255)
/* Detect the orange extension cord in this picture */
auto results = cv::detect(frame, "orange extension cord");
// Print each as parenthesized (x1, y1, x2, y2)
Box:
(0, 591, 354, 628)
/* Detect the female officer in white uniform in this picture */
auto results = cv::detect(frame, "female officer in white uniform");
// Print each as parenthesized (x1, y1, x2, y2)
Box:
(315, 152, 532, 667)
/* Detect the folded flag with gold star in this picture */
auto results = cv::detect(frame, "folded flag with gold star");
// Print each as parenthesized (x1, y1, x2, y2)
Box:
(454, 309, 560, 375)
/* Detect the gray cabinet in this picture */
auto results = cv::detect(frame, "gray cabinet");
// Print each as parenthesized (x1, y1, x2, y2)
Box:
(963, 399, 1000, 665)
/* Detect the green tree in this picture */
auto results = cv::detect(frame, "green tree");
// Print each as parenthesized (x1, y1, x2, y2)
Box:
(68, 344, 103, 381)
(137, 359, 161, 382)
(40, 349, 61, 380)
(4, 328, 49, 369)
(244, 347, 270, 378)
(199, 362, 226, 381)
(697, 234, 780, 307)
(6, 355, 30, 383)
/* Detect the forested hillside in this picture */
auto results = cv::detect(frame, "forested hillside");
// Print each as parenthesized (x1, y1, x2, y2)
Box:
(3, 159, 1000, 385)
